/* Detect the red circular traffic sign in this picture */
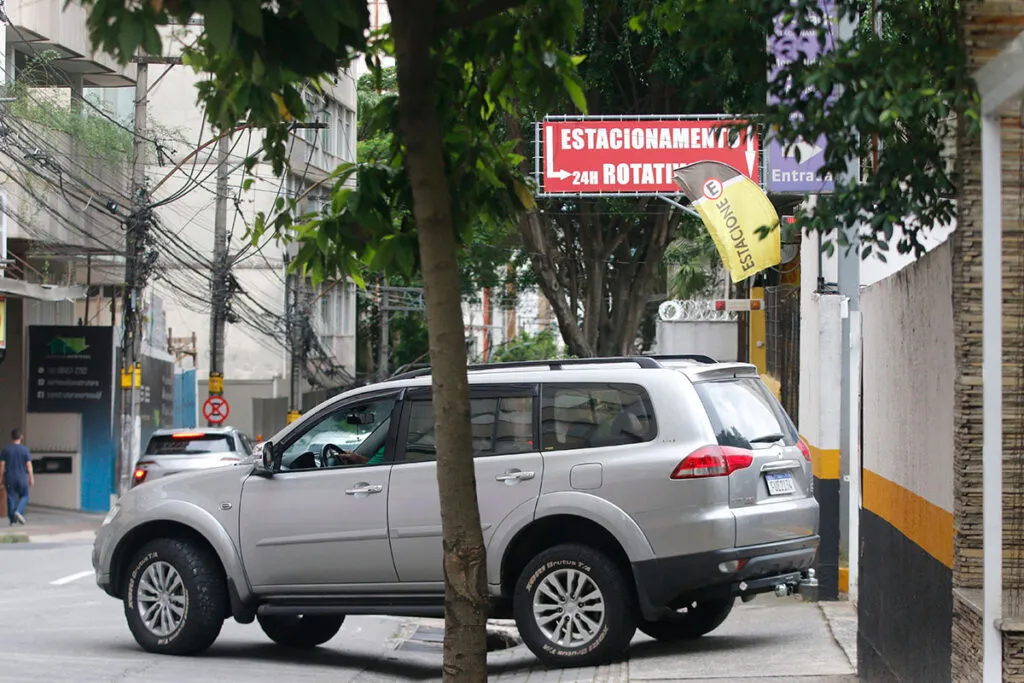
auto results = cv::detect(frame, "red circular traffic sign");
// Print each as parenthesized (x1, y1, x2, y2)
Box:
(203, 395, 230, 424)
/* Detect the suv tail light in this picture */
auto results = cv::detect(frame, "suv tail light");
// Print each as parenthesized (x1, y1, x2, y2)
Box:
(671, 445, 753, 479)
(797, 439, 812, 462)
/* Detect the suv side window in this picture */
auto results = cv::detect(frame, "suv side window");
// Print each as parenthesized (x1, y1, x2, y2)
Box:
(398, 387, 536, 462)
(540, 383, 657, 451)
(279, 395, 398, 471)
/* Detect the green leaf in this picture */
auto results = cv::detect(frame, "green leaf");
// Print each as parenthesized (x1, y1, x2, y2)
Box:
(628, 15, 645, 33)
(563, 75, 587, 114)
(233, 0, 263, 37)
(205, 0, 234, 52)
(242, 178, 255, 191)
(118, 13, 142, 60)
(302, 2, 339, 52)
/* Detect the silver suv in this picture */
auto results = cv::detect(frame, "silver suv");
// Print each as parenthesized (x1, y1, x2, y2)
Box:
(132, 427, 256, 487)
(93, 356, 819, 667)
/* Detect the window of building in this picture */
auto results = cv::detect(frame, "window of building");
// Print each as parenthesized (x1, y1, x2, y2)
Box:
(540, 383, 656, 451)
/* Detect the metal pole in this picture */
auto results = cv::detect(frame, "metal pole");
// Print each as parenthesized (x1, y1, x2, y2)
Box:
(208, 134, 229, 424)
(118, 59, 148, 496)
(981, 111, 1003, 683)
(378, 284, 389, 380)
(837, 8, 862, 602)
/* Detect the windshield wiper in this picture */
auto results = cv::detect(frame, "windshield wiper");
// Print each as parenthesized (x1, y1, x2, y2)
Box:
(749, 433, 785, 444)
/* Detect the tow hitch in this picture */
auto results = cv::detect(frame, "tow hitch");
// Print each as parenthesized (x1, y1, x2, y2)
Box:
(736, 568, 817, 602)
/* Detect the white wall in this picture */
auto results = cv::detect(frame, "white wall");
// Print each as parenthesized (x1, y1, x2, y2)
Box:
(25, 412, 81, 510)
(861, 240, 953, 513)
(654, 320, 738, 362)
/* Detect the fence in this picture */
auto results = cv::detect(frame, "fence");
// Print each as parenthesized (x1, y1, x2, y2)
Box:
(765, 285, 801, 422)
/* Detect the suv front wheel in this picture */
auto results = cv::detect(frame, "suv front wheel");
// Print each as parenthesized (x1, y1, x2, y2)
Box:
(257, 614, 345, 648)
(123, 538, 227, 655)
(637, 596, 734, 641)
(513, 543, 637, 667)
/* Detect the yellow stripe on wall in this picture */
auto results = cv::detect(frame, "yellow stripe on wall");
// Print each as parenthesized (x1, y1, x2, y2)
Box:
(862, 468, 953, 569)
(802, 437, 840, 480)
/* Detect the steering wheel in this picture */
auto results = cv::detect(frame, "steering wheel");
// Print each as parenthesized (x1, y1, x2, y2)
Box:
(321, 443, 363, 467)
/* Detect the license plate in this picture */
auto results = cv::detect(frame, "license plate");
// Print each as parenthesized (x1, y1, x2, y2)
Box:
(765, 471, 796, 496)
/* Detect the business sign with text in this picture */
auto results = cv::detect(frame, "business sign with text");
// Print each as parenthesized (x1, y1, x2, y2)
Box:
(536, 117, 759, 196)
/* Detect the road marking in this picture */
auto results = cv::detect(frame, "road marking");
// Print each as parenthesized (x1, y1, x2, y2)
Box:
(50, 570, 93, 586)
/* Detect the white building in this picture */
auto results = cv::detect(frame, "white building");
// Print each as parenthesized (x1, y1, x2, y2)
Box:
(134, 25, 359, 434)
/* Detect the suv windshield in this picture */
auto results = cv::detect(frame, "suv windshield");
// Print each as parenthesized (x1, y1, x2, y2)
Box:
(146, 434, 236, 456)
(693, 378, 796, 450)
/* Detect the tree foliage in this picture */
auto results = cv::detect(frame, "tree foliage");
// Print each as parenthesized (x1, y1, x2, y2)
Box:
(749, 0, 970, 258)
(517, 0, 776, 357)
(489, 329, 563, 362)
(81, 3, 588, 681)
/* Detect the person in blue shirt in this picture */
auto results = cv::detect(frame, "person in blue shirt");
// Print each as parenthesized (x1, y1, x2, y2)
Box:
(0, 429, 34, 526)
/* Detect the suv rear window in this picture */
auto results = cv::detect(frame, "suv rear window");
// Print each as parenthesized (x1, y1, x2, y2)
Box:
(541, 383, 656, 451)
(693, 378, 797, 449)
(145, 434, 236, 456)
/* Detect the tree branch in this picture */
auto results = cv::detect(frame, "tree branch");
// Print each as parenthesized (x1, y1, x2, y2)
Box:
(438, 0, 526, 31)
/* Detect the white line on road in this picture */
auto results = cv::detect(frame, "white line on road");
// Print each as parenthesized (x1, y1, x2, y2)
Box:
(49, 570, 93, 586)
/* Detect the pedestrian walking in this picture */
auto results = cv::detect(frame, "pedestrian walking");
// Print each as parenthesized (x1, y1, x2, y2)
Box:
(0, 429, 34, 526)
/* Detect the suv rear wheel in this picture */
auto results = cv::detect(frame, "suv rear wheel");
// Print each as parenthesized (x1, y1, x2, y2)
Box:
(637, 597, 734, 641)
(123, 538, 227, 655)
(513, 543, 637, 667)
(257, 614, 345, 648)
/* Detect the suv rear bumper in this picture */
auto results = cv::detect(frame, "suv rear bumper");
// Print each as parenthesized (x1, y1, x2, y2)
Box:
(631, 535, 819, 620)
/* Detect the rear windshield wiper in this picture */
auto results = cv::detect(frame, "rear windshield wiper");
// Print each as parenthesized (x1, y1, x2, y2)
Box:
(748, 433, 785, 444)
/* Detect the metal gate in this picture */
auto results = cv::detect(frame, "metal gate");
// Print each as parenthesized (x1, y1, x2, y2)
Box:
(765, 285, 801, 423)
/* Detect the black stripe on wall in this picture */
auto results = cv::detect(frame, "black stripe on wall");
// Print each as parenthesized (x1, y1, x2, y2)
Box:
(815, 476, 840, 601)
(858, 507, 952, 683)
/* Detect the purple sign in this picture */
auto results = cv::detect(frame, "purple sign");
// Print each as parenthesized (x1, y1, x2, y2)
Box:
(766, 0, 837, 193)
(766, 133, 834, 193)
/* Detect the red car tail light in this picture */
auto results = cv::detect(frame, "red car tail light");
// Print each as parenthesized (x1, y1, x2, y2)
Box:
(671, 445, 753, 479)
(797, 439, 812, 462)
(132, 468, 148, 486)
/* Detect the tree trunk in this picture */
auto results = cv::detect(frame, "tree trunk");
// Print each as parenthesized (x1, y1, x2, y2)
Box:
(389, 2, 489, 681)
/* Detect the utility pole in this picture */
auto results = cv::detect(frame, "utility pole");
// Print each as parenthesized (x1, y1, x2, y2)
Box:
(207, 135, 229, 420)
(837, 8, 863, 604)
(285, 252, 305, 424)
(378, 283, 389, 381)
(117, 59, 149, 496)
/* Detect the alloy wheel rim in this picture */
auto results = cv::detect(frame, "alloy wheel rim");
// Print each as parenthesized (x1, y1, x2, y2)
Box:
(137, 560, 187, 637)
(532, 568, 606, 647)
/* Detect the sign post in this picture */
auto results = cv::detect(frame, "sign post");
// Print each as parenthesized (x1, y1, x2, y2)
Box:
(202, 395, 230, 425)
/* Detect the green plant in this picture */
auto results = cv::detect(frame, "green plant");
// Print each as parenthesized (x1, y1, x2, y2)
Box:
(490, 329, 562, 363)
(6, 50, 133, 163)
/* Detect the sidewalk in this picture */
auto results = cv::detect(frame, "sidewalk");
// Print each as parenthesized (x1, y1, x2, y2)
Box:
(0, 504, 103, 543)
(378, 596, 859, 682)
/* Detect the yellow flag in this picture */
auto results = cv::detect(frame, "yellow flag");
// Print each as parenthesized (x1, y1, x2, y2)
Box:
(673, 161, 780, 283)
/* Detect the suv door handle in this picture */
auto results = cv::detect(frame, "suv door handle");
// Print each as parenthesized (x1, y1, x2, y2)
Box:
(495, 470, 535, 483)
(345, 484, 384, 495)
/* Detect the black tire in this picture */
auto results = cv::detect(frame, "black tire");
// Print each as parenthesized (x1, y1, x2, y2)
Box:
(637, 597, 735, 641)
(257, 614, 345, 648)
(513, 543, 637, 668)
(123, 538, 227, 655)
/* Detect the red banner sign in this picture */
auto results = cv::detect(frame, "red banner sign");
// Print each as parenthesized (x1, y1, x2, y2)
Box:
(538, 118, 759, 195)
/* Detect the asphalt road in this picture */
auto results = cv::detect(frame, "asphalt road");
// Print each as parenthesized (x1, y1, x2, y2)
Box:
(0, 540, 858, 682)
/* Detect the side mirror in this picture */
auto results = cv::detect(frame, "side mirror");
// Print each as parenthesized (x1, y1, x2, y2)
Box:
(253, 441, 278, 477)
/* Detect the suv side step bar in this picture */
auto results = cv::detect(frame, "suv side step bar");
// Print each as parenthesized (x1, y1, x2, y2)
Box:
(258, 594, 445, 618)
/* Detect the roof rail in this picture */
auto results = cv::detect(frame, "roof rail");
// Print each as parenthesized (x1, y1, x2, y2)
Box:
(466, 356, 662, 372)
(644, 354, 718, 364)
(390, 355, 665, 380)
